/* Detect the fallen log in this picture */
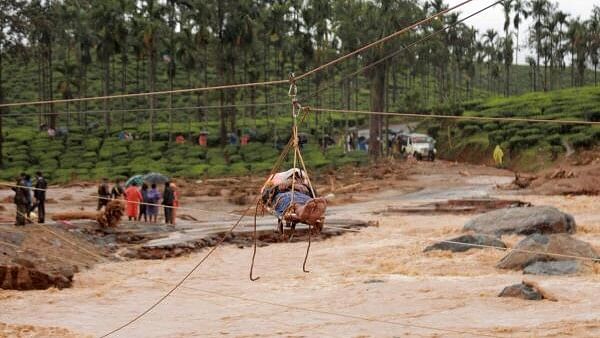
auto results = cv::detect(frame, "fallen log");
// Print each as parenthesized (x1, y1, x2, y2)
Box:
(52, 211, 97, 221)
(51, 200, 124, 228)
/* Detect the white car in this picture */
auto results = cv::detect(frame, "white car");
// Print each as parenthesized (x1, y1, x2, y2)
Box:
(399, 133, 437, 161)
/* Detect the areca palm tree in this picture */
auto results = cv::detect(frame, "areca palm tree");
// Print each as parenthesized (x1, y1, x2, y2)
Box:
(0, 0, 27, 167)
(528, 0, 550, 91)
(92, 0, 126, 132)
(136, 0, 167, 143)
(503, 0, 513, 96)
(588, 7, 600, 85)
(567, 18, 587, 86)
(512, 0, 528, 65)
(483, 29, 498, 92)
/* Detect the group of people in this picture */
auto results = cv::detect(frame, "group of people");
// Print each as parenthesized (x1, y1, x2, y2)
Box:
(12, 171, 47, 226)
(97, 179, 179, 225)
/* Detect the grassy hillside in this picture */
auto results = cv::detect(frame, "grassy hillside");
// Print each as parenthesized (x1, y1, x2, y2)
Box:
(426, 86, 600, 171)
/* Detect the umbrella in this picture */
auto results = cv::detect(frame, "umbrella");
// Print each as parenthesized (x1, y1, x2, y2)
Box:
(125, 174, 144, 187)
(143, 172, 169, 185)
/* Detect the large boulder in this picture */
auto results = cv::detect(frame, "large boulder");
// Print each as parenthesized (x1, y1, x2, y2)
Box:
(523, 260, 581, 275)
(464, 206, 576, 236)
(424, 234, 506, 253)
(497, 234, 598, 270)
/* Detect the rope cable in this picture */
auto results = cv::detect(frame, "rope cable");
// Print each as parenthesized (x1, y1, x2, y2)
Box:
(294, 0, 477, 81)
(0, 80, 288, 109)
(102, 109, 312, 336)
(299, 0, 503, 104)
(0, 102, 290, 119)
(309, 107, 600, 125)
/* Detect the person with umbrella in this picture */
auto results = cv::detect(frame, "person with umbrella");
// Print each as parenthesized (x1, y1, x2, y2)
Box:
(125, 182, 143, 221)
(146, 183, 161, 223)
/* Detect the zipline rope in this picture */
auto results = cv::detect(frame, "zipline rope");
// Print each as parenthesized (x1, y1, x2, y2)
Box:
(0, 79, 289, 109)
(300, 0, 503, 105)
(294, 0, 477, 81)
(0, 101, 290, 119)
(7, 209, 508, 337)
(310, 107, 600, 125)
(100, 109, 312, 337)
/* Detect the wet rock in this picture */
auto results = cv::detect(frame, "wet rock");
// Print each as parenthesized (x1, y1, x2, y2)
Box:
(497, 234, 597, 270)
(499, 281, 550, 301)
(464, 206, 576, 236)
(523, 260, 581, 275)
(423, 234, 506, 253)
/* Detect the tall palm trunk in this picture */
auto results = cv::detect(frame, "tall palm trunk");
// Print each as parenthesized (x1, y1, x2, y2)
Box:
(48, 40, 56, 129)
(148, 39, 157, 143)
(102, 59, 111, 133)
(368, 64, 385, 160)
(121, 52, 127, 130)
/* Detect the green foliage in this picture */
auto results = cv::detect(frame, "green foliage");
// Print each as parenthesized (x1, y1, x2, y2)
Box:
(569, 133, 595, 149)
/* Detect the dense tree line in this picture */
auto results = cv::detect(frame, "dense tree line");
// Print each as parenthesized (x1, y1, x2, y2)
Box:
(0, 0, 599, 162)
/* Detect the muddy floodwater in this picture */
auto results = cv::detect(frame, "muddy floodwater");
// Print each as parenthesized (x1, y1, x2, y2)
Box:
(1, 162, 600, 337)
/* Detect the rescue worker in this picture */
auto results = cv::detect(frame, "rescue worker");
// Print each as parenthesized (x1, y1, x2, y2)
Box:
(493, 145, 504, 167)
(97, 178, 110, 210)
(32, 171, 47, 223)
(111, 179, 125, 199)
(12, 174, 28, 226)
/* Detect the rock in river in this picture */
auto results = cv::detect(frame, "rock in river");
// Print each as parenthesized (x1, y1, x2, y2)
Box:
(523, 260, 582, 276)
(424, 234, 506, 253)
(499, 280, 556, 301)
(464, 206, 576, 236)
(497, 233, 598, 270)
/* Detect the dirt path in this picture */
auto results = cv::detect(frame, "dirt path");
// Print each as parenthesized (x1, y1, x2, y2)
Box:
(1, 163, 600, 337)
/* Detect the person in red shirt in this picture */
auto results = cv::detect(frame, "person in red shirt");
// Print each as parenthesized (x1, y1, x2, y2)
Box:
(125, 182, 143, 221)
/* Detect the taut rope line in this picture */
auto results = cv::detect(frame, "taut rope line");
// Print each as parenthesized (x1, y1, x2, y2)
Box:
(294, 0, 477, 81)
(299, 0, 504, 104)
(102, 108, 311, 336)
(0, 80, 289, 109)
(310, 107, 600, 125)
(0, 0, 475, 109)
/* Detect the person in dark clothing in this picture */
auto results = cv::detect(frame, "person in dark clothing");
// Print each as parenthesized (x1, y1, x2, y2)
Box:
(111, 179, 125, 199)
(23, 174, 33, 221)
(162, 181, 175, 225)
(97, 178, 110, 210)
(31, 171, 47, 223)
(12, 174, 28, 226)
(138, 183, 149, 222)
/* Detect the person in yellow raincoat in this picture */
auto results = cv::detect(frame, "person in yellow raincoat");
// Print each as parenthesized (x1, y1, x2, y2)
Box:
(493, 145, 504, 167)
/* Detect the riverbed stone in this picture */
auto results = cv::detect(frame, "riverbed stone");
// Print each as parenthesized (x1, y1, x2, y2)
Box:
(464, 206, 576, 236)
(423, 234, 506, 253)
(497, 234, 597, 270)
(523, 260, 581, 275)
(499, 282, 544, 300)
